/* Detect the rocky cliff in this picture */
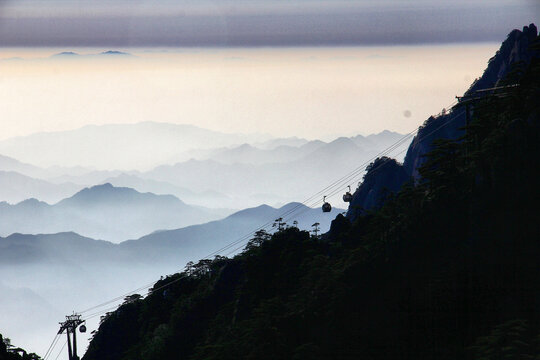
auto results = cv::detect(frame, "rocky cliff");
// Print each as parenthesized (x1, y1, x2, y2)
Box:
(347, 24, 539, 221)
(346, 157, 408, 218)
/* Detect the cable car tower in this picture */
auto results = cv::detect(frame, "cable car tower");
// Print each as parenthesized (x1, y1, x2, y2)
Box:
(455, 84, 519, 126)
(311, 222, 320, 237)
(58, 313, 86, 360)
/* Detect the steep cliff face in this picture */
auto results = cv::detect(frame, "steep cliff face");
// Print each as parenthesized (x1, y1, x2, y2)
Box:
(403, 24, 538, 179)
(346, 157, 408, 218)
(402, 111, 467, 179)
(347, 24, 539, 221)
(467, 23, 538, 93)
(81, 26, 540, 360)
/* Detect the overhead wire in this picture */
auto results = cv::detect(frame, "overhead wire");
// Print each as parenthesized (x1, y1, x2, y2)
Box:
(222, 131, 417, 257)
(42, 334, 60, 360)
(199, 127, 421, 258)
(198, 100, 457, 258)
(83, 304, 124, 322)
(73, 99, 463, 325)
(53, 340, 67, 360)
(274, 100, 463, 234)
(221, 112, 451, 257)
(79, 280, 158, 314)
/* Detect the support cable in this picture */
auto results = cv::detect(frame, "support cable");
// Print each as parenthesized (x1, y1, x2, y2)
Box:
(53, 340, 67, 360)
(73, 100, 463, 324)
(42, 334, 60, 360)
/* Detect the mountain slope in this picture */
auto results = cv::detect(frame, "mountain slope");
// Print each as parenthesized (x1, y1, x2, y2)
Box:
(403, 23, 539, 179)
(0, 129, 403, 209)
(101, 173, 234, 209)
(346, 157, 409, 218)
(0, 171, 82, 204)
(0, 330, 40, 360)
(0, 153, 96, 179)
(0, 201, 343, 356)
(0, 154, 42, 177)
(0, 202, 342, 267)
(80, 25, 540, 360)
(0, 122, 272, 170)
(348, 23, 539, 219)
(82, 28, 540, 359)
(0, 184, 230, 242)
(195, 132, 401, 166)
(120, 202, 344, 263)
(141, 132, 400, 208)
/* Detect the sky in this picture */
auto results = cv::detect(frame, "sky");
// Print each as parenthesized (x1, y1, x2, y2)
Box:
(0, 0, 536, 140)
(0, 45, 499, 142)
(0, 2, 537, 357)
(0, 0, 537, 46)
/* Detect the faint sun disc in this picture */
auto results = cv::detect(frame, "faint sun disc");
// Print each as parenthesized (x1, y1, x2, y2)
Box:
(403, 110, 412, 118)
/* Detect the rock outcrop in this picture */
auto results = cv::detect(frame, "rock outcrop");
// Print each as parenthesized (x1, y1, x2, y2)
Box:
(347, 24, 539, 221)
(346, 157, 408, 218)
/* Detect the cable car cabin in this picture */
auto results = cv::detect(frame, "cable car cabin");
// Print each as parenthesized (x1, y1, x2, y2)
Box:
(322, 196, 332, 212)
(343, 186, 353, 202)
(322, 202, 332, 212)
(80, 325, 87, 333)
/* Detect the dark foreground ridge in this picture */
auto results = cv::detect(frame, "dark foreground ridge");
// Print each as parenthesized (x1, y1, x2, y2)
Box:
(0, 334, 38, 360)
(347, 23, 539, 219)
(83, 26, 540, 360)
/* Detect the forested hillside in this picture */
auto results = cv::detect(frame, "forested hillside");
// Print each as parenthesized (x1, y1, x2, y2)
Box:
(348, 23, 538, 217)
(0, 335, 38, 360)
(83, 30, 540, 360)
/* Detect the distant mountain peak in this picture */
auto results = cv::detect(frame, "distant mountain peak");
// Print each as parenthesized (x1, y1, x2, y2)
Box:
(17, 198, 50, 207)
(83, 182, 116, 192)
(61, 183, 188, 208)
(225, 204, 274, 219)
(19, 198, 43, 204)
(347, 24, 539, 221)
(50, 50, 132, 59)
(329, 136, 356, 145)
(63, 183, 138, 203)
(278, 202, 306, 211)
(101, 50, 131, 56)
(52, 51, 79, 57)
(323, 137, 358, 151)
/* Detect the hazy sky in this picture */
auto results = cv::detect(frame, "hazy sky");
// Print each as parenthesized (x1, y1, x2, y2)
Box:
(0, 0, 535, 140)
(0, 45, 498, 141)
(0, 0, 537, 46)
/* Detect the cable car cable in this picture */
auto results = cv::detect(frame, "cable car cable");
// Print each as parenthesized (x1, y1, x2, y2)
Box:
(53, 340, 67, 360)
(72, 99, 463, 323)
(82, 105, 457, 318)
(42, 334, 60, 360)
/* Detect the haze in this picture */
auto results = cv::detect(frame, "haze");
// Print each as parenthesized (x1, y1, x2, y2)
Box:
(1, 45, 498, 145)
(0, 0, 535, 357)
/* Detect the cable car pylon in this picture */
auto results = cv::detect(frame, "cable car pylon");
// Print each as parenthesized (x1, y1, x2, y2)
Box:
(57, 313, 86, 360)
(50, 93, 480, 349)
(311, 222, 320, 237)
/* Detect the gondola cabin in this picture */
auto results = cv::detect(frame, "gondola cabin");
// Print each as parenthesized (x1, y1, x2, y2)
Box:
(322, 196, 332, 212)
(343, 185, 353, 202)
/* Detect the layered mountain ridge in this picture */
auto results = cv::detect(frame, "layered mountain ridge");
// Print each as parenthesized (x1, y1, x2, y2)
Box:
(81, 24, 540, 360)
(0, 183, 231, 242)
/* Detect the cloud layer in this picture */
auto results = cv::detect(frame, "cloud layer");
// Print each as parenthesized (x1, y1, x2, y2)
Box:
(0, 0, 536, 46)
